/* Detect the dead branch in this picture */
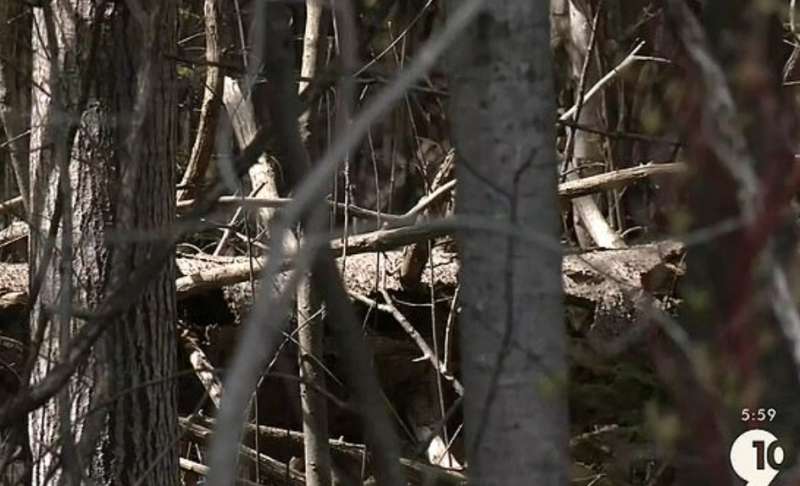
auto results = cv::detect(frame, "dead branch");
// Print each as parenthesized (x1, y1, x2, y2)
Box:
(193, 415, 366, 461)
(400, 150, 456, 288)
(179, 328, 224, 408)
(180, 418, 306, 486)
(562, 4, 625, 249)
(0, 197, 24, 218)
(176, 0, 223, 202)
(558, 162, 686, 201)
(350, 289, 464, 396)
(0, 221, 26, 245)
(182, 416, 468, 486)
(559, 41, 662, 122)
(1, 237, 684, 366)
(178, 458, 261, 486)
(4, 161, 685, 255)
(178, 161, 681, 221)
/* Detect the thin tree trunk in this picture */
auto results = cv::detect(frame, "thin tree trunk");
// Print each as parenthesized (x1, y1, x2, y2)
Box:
(296, 273, 331, 486)
(298, 0, 325, 144)
(261, 5, 404, 485)
(177, 0, 224, 202)
(561, 0, 625, 249)
(28, 2, 179, 485)
(296, 3, 332, 485)
(448, 2, 569, 485)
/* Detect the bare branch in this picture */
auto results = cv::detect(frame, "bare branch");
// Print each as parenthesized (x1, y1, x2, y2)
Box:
(177, 0, 223, 202)
(206, 2, 485, 484)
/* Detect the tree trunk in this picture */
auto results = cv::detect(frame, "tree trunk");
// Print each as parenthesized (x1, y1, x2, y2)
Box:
(298, 0, 325, 144)
(297, 3, 332, 486)
(28, 2, 179, 485)
(448, 2, 569, 485)
(296, 272, 332, 486)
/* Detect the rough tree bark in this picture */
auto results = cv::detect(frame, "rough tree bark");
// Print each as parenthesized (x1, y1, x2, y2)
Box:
(448, 2, 569, 485)
(27, 2, 179, 484)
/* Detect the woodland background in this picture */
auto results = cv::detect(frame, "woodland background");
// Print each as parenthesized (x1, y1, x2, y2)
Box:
(1, 0, 800, 485)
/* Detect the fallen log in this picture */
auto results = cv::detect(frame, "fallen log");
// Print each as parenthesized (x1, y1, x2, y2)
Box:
(1, 242, 683, 481)
(0, 240, 684, 357)
(0, 240, 683, 314)
(0, 240, 683, 311)
(180, 418, 306, 486)
(0, 161, 686, 254)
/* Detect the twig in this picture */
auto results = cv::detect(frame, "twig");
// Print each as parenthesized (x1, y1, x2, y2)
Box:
(559, 41, 652, 122)
(350, 290, 464, 396)
(186, 161, 682, 223)
(443, 286, 459, 376)
(179, 328, 224, 408)
(176, 0, 223, 202)
(563, 1, 604, 165)
(178, 179, 456, 229)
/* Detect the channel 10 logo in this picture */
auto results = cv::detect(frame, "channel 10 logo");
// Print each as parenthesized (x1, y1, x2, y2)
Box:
(730, 429, 785, 486)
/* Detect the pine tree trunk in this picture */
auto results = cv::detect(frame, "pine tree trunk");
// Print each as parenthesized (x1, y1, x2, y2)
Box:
(448, 2, 569, 485)
(28, 2, 179, 485)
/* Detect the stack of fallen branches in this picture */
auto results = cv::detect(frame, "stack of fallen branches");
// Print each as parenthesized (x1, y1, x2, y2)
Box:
(0, 160, 686, 253)
(0, 238, 684, 321)
(178, 415, 469, 486)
